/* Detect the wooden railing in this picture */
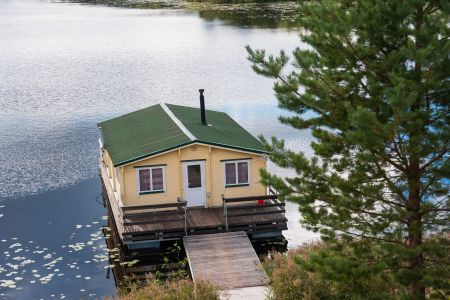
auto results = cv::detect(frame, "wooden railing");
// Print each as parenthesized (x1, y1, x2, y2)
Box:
(222, 194, 286, 231)
(121, 198, 188, 235)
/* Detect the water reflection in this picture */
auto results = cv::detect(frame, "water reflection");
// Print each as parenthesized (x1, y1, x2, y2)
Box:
(73, 1, 301, 29)
(191, 2, 300, 29)
(0, 179, 116, 299)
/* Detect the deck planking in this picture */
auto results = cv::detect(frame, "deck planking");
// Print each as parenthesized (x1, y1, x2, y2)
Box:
(183, 232, 269, 289)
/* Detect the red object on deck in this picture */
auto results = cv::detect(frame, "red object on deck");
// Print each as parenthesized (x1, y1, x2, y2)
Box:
(257, 199, 265, 205)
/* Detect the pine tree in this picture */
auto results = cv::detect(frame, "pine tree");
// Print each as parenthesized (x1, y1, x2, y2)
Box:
(246, 1, 449, 298)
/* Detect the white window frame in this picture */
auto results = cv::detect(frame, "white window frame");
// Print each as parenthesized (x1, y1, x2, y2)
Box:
(136, 166, 166, 194)
(223, 159, 251, 187)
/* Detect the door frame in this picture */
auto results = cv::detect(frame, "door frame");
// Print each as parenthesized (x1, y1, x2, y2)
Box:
(182, 160, 207, 208)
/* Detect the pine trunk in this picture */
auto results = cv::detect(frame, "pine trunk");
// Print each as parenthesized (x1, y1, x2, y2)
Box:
(408, 7, 425, 298)
(407, 158, 425, 299)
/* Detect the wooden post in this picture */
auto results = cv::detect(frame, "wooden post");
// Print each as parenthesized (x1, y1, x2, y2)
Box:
(178, 197, 188, 236)
(184, 202, 188, 235)
(253, 199, 256, 231)
(222, 194, 228, 231)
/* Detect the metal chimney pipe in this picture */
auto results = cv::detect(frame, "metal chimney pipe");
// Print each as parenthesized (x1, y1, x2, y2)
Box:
(199, 89, 207, 125)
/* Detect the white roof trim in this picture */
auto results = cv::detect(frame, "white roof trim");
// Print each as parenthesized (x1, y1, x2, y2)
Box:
(115, 142, 266, 167)
(160, 103, 196, 141)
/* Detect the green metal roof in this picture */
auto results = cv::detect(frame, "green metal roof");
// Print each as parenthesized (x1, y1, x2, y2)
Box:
(98, 103, 267, 166)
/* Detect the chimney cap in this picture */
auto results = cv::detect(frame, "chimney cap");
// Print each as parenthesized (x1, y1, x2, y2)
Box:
(199, 89, 204, 93)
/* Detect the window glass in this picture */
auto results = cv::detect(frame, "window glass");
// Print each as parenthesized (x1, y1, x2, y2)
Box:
(187, 165, 202, 188)
(237, 162, 249, 184)
(152, 168, 164, 190)
(139, 169, 151, 191)
(225, 161, 249, 186)
(225, 163, 237, 185)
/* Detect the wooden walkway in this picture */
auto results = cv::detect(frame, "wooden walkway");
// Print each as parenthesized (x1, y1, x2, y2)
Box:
(183, 232, 268, 289)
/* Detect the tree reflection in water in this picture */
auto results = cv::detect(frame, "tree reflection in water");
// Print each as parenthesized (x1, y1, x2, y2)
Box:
(192, 2, 300, 29)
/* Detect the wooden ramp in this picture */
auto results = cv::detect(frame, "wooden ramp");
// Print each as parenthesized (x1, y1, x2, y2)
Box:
(183, 231, 268, 289)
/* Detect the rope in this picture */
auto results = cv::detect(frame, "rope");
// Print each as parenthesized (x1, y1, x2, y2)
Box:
(94, 192, 104, 207)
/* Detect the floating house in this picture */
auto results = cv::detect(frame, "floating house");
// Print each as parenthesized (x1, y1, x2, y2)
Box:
(98, 91, 287, 251)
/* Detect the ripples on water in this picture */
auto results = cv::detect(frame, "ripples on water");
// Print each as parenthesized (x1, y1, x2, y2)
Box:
(0, 0, 316, 297)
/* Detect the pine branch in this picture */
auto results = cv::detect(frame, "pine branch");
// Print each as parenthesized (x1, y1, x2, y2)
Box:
(344, 36, 390, 83)
(336, 230, 407, 246)
(420, 147, 449, 171)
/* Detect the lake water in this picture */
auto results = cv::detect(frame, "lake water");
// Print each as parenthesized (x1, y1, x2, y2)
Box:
(0, 0, 318, 298)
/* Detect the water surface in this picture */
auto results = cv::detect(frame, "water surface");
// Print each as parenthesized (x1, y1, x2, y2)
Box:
(0, 1, 317, 298)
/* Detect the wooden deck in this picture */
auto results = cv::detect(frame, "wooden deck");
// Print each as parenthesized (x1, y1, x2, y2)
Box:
(184, 232, 268, 289)
(100, 160, 287, 243)
(124, 206, 286, 237)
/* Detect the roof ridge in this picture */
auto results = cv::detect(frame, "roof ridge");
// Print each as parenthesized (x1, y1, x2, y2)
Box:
(160, 103, 196, 141)
(166, 103, 227, 115)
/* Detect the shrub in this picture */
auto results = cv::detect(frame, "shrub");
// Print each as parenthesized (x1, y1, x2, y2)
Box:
(118, 275, 219, 300)
(264, 242, 406, 300)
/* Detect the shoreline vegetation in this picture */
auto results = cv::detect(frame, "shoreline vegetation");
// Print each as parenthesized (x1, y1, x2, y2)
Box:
(116, 241, 393, 300)
(263, 242, 406, 299)
(117, 277, 220, 300)
(118, 240, 447, 299)
(71, 0, 182, 9)
(73, 0, 295, 9)
(68, 0, 300, 28)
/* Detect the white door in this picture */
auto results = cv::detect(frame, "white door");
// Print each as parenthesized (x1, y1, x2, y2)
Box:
(183, 161, 206, 207)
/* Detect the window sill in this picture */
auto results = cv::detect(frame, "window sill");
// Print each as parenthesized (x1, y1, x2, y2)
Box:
(225, 184, 249, 188)
(139, 190, 165, 195)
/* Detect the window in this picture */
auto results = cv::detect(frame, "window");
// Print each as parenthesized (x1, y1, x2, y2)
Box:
(187, 164, 202, 188)
(224, 160, 250, 187)
(138, 166, 165, 194)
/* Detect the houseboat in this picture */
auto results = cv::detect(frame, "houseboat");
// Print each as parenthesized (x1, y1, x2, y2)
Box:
(98, 90, 287, 254)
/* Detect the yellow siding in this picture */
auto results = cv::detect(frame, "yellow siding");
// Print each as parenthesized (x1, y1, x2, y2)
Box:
(102, 149, 120, 198)
(102, 150, 112, 178)
(210, 147, 266, 204)
(113, 144, 267, 207)
(122, 151, 180, 207)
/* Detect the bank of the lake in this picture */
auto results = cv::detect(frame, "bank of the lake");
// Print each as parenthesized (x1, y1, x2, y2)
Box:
(74, 0, 300, 28)
(75, 0, 295, 7)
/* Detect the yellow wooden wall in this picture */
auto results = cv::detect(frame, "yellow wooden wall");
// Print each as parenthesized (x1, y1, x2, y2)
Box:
(109, 144, 267, 207)
(102, 149, 120, 201)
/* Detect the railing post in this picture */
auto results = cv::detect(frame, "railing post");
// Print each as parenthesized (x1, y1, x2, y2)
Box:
(119, 206, 124, 230)
(253, 199, 256, 231)
(184, 203, 188, 236)
(178, 197, 188, 236)
(222, 194, 228, 231)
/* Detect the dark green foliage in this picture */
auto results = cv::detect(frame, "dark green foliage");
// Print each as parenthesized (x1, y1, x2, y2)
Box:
(247, 1, 449, 299)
